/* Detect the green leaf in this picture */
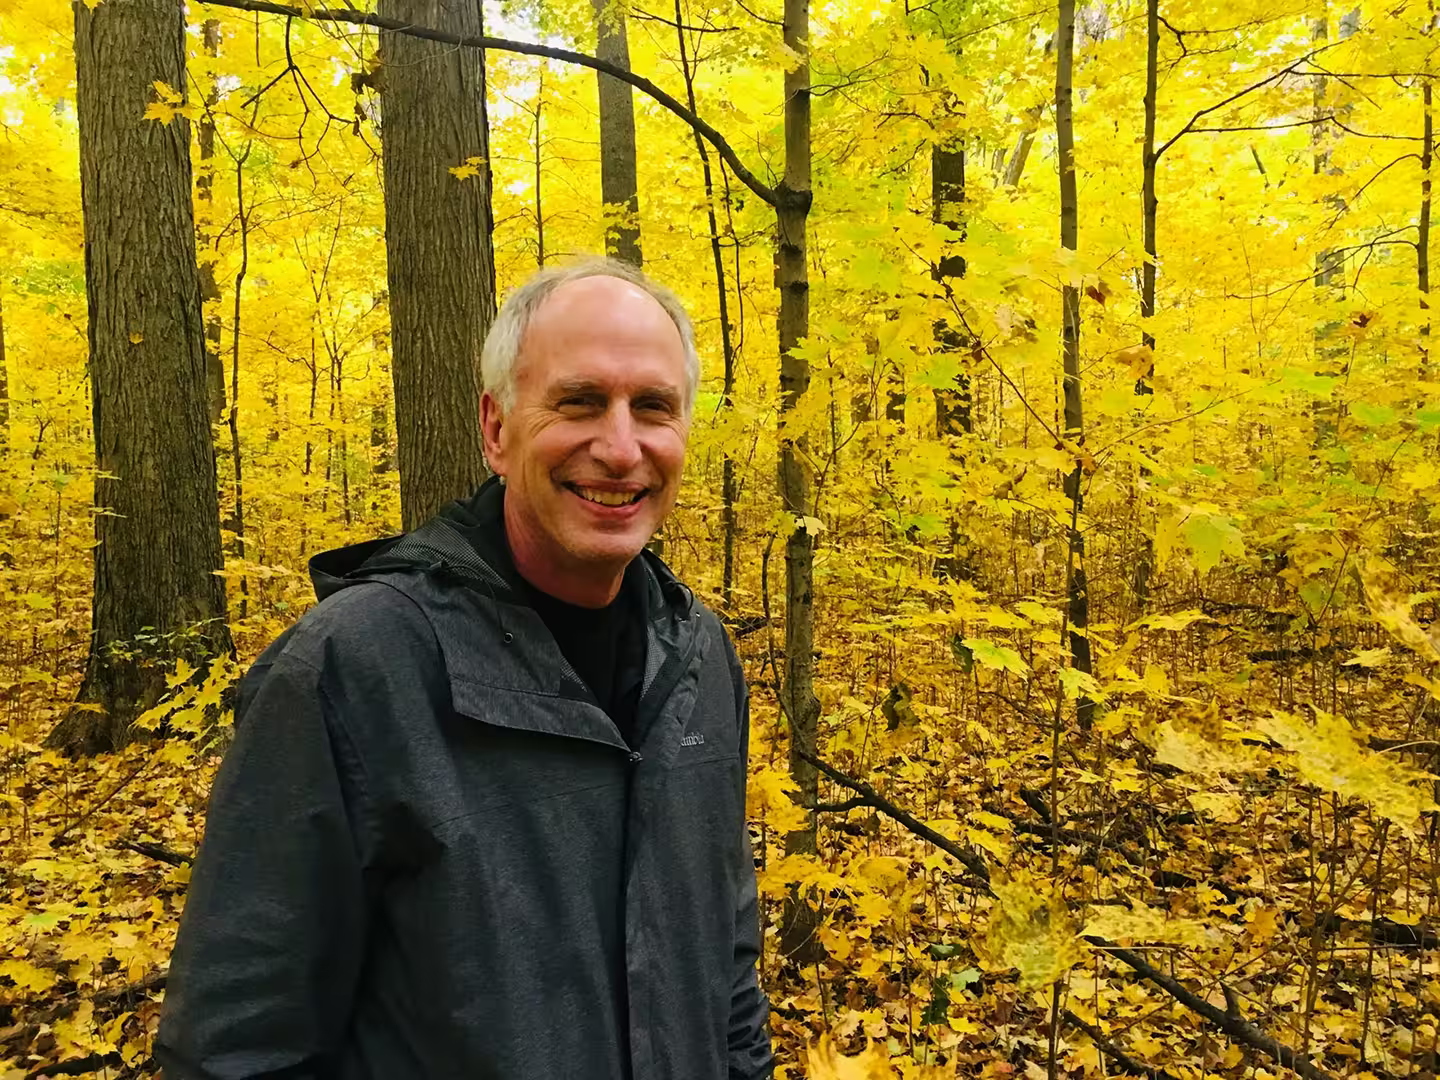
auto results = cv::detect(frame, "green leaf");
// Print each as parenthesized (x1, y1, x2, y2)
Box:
(950, 967, 982, 992)
(1180, 513, 1245, 574)
(1350, 401, 1396, 428)
(1416, 403, 1440, 432)
(961, 638, 1030, 677)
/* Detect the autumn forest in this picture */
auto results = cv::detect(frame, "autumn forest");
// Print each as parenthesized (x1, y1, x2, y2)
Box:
(1, 0, 1438, 1074)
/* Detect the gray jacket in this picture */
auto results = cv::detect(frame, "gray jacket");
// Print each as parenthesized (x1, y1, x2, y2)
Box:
(155, 501, 773, 1079)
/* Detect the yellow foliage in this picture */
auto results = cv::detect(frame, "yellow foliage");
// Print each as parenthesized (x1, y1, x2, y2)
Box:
(1151, 703, 1263, 776)
(1082, 901, 1213, 947)
(807, 1036, 955, 1079)
(1361, 559, 1440, 663)
(1257, 708, 1438, 831)
(982, 874, 1083, 990)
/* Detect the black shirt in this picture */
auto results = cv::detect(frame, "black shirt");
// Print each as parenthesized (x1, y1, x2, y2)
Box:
(439, 479, 648, 746)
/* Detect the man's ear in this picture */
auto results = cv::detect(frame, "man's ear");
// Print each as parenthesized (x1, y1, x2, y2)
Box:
(480, 391, 507, 477)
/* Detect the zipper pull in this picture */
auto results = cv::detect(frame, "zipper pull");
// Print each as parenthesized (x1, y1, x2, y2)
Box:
(628, 750, 643, 764)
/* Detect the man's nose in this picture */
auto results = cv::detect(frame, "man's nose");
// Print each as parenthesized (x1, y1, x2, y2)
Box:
(592, 404, 644, 474)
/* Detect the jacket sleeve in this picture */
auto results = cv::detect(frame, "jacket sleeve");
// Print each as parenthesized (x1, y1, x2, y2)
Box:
(725, 634, 775, 1080)
(155, 650, 371, 1080)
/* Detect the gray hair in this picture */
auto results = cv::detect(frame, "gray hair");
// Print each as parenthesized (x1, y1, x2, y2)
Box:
(480, 257, 700, 414)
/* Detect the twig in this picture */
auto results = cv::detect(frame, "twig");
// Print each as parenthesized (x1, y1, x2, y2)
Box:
(195, 0, 784, 208)
(799, 748, 1341, 1080)
(1063, 1008, 1182, 1080)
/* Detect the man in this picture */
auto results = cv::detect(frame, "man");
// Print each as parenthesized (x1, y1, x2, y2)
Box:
(156, 259, 774, 1080)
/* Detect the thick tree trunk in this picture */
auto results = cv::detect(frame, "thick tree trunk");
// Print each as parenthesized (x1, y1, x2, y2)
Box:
(52, 0, 231, 754)
(777, 0, 821, 965)
(378, 0, 495, 530)
(1056, 0, 1094, 729)
(594, 0, 641, 265)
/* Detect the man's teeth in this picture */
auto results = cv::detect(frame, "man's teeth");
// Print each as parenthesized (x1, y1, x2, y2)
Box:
(574, 487, 642, 507)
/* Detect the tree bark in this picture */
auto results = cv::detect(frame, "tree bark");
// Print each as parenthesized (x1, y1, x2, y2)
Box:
(197, 18, 226, 424)
(777, 0, 822, 965)
(1421, 78, 1432, 375)
(377, 0, 495, 530)
(673, 0, 738, 607)
(52, 0, 231, 754)
(1056, 0, 1094, 728)
(0, 285, 8, 454)
(931, 140, 970, 436)
(1140, 0, 1157, 363)
(594, 0, 642, 265)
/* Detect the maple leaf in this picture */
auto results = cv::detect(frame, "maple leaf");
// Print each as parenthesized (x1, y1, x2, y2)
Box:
(960, 638, 1029, 677)
(983, 873, 1083, 990)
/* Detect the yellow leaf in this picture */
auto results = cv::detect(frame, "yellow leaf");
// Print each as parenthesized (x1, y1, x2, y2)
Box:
(983, 873, 1083, 990)
(1342, 647, 1392, 668)
(1111, 344, 1154, 381)
(129, 330, 144, 344)
(1152, 703, 1262, 776)
(1187, 791, 1243, 823)
(747, 762, 808, 834)
(143, 101, 175, 125)
(1258, 708, 1438, 830)
(0, 958, 56, 992)
(167, 655, 195, 688)
(1083, 900, 1212, 946)
(1361, 559, 1440, 662)
(151, 79, 182, 103)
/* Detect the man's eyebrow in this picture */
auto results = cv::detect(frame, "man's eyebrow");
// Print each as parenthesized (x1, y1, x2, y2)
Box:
(548, 380, 682, 403)
(550, 379, 604, 398)
(633, 386, 682, 404)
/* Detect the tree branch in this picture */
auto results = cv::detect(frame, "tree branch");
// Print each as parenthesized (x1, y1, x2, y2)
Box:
(796, 748, 1339, 1080)
(1156, 44, 1334, 160)
(195, 0, 783, 208)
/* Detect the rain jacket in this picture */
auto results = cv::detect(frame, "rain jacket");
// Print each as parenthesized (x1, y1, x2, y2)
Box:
(155, 481, 774, 1080)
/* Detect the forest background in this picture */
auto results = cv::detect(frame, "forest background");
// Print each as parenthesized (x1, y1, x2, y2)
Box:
(0, 0, 1438, 1075)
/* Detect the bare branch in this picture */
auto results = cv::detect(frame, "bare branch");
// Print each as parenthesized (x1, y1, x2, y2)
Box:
(195, 0, 783, 207)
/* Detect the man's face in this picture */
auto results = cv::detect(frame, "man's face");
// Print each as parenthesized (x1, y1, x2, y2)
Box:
(481, 276, 690, 589)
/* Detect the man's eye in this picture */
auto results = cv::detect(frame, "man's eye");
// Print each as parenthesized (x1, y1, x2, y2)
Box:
(558, 396, 599, 409)
(637, 399, 673, 414)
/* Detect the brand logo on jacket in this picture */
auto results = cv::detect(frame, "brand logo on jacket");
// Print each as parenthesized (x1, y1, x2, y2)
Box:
(680, 732, 705, 747)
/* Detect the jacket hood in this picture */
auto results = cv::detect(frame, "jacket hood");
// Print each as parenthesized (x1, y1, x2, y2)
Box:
(306, 476, 693, 617)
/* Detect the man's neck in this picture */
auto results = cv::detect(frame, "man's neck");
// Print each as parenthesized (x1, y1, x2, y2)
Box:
(503, 501, 627, 609)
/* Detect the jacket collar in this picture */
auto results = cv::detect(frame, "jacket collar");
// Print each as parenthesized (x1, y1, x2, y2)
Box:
(305, 478, 701, 751)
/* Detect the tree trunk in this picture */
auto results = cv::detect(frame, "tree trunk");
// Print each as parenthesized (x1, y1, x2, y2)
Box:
(377, 0, 495, 530)
(1421, 79, 1432, 375)
(534, 71, 545, 267)
(1129, 0, 1159, 614)
(51, 0, 231, 755)
(1002, 105, 1043, 188)
(197, 18, 226, 424)
(777, 0, 822, 965)
(931, 140, 969, 437)
(1139, 0, 1157, 365)
(0, 285, 9, 454)
(672, 0, 738, 607)
(1056, 0, 1094, 729)
(594, 0, 642, 265)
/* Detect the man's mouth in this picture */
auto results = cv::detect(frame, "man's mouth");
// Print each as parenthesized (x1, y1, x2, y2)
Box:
(565, 484, 649, 508)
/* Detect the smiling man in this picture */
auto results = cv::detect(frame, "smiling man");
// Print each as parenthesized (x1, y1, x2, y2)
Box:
(156, 259, 774, 1080)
